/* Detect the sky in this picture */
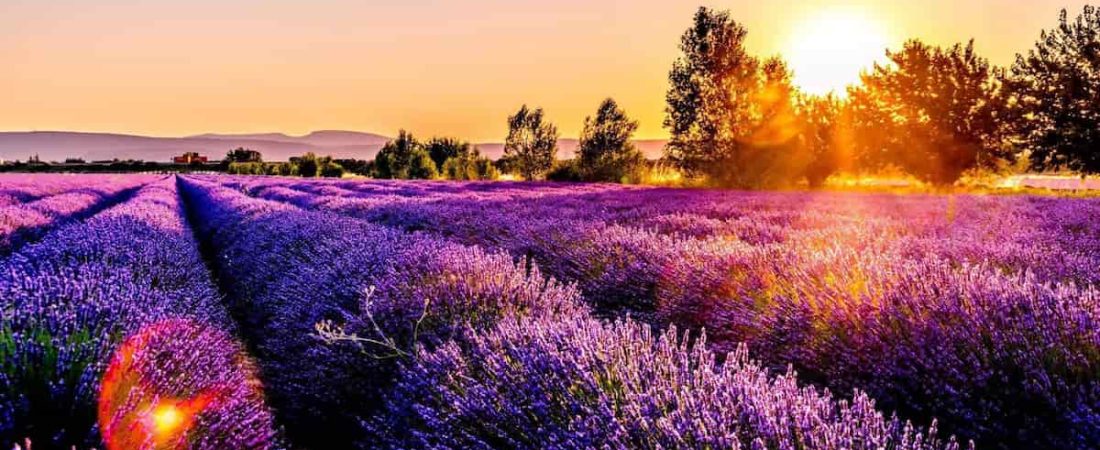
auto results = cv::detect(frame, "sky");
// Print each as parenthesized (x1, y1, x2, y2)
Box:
(0, 0, 1092, 141)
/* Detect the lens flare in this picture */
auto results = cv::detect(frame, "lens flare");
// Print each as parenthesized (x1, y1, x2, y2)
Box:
(152, 404, 183, 435)
(97, 320, 255, 450)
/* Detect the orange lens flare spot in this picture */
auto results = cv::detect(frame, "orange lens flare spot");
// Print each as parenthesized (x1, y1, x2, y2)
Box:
(152, 403, 184, 436)
(97, 320, 236, 450)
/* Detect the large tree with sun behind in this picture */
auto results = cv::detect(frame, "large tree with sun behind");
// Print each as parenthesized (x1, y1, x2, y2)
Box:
(664, 7, 814, 189)
(663, 7, 757, 182)
(848, 40, 1012, 185)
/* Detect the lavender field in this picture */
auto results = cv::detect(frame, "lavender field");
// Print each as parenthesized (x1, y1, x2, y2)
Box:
(2, 174, 1098, 450)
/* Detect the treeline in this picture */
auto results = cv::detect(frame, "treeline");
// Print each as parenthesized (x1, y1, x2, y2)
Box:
(662, 5, 1100, 188)
(346, 5, 1100, 187)
(0, 159, 219, 174)
(361, 99, 649, 183)
(373, 132, 500, 180)
(222, 5, 1100, 187)
(227, 134, 504, 180)
(229, 98, 647, 183)
(226, 149, 347, 177)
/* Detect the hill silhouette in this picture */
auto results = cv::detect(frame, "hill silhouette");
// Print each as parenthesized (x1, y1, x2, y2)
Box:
(0, 131, 667, 162)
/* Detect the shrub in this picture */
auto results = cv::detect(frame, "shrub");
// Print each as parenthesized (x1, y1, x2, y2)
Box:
(545, 159, 584, 182)
(374, 130, 438, 179)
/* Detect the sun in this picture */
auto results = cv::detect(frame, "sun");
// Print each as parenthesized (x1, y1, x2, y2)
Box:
(784, 9, 892, 95)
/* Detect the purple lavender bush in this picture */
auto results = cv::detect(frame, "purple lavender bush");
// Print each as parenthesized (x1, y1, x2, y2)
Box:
(97, 319, 278, 450)
(374, 313, 965, 450)
(659, 241, 1100, 448)
(0, 174, 152, 206)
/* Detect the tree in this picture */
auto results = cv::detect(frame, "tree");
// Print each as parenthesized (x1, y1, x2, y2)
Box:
(296, 152, 321, 177)
(494, 154, 519, 176)
(722, 58, 809, 188)
(319, 160, 345, 178)
(225, 147, 263, 164)
(663, 8, 805, 188)
(664, 6, 758, 180)
(1009, 6, 1100, 174)
(275, 162, 298, 176)
(796, 94, 846, 188)
(334, 159, 372, 176)
(441, 148, 499, 180)
(545, 159, 585, 182)
(425, 138, 471, 173)
(374, 130, 437, 179)
(849, 40, 1011, 185)
(503, 105, 558, 180)
(407, 149, 438, 180)
(374, 130, 416, 179)
(472, 157, 499, 181)
(227, 162, 267, 175)
(577, 98, 645, 183)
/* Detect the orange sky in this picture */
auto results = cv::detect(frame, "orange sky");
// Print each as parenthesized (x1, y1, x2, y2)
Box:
(0, 0, 1091, 141)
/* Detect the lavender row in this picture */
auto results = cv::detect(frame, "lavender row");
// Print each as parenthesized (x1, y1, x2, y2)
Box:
(225, 176, 1100, 287)
(0, 178, 279, 449)
(0, 174, 161, 255)
(0, 174, 155, 207)
(377, 314, 962, 450)
(231, 177, 1100, 449)
(178, 177, 584, 447)
(179, 177, 954, 450)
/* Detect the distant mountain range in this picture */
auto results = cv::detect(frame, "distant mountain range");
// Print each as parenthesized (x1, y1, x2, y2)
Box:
(0, 131, 668, 162)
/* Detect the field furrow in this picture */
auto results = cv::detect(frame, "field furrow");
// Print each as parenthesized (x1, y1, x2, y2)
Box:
(177, 176, 585, 447)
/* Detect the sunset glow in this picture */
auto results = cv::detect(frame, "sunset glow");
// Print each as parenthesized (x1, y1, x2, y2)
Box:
(2, 0, 1098, 444)
(0, 0, 1093, 140)
(784, 9, 892, 95)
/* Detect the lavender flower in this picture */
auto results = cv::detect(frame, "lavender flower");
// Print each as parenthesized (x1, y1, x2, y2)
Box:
(375, 313, 964, 450)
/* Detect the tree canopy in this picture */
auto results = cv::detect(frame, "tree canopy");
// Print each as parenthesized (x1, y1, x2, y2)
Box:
(663, 8, 808, 188)
(441, 147, 499, 181)
(225, 148, 263, 164)
(848, 40, 1010, 185)
(374, 130, 438, 180)
(503, 105, 558, 181)
(795, 94, 846, 188)
(292, 152, 343, 178)
(1009, 6, 1100, 174)
(664, 7, 758, 180)
(425, 138, 471, 173)
(577, 98, 645, 183)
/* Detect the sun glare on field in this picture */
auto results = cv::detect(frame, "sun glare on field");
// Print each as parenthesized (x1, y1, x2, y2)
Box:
(784, 9, 892, 95)
(153, 403, 185, 436)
